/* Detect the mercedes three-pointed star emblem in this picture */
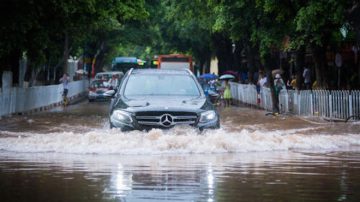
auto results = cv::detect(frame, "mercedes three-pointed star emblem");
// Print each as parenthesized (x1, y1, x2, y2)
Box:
(160, 114, 173, 127)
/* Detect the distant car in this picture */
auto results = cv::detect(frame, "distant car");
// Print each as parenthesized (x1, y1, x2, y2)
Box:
(105, 68, 220, 131)
(88, 80, 111, 102)
(94, 71, 124, 86)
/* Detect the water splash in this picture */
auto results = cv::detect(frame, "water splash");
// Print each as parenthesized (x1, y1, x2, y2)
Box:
(0, 126, 359, 154)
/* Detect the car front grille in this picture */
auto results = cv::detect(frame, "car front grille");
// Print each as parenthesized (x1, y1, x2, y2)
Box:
(135, 111, 198, 127)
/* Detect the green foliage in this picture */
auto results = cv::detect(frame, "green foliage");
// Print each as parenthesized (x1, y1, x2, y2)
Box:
(1, 0, 359, 83)
(292, 0, 348, 48)
(0, 0, 148, 72)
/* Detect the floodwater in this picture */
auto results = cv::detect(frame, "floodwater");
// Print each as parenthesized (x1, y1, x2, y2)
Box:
(0, 101, 360, 201)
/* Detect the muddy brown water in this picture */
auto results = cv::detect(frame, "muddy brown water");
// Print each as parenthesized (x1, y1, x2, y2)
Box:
(0, 101, 359, 201)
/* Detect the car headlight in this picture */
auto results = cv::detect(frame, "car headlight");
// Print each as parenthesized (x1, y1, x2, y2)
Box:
(111, 110, 133, 124)
(199, 110, 217, 123)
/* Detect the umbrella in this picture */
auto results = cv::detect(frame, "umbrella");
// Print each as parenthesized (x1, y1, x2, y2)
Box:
(219, 74, 235, 80)
(271, 69, 283, 76)
(223, 70, 238, 76)
(199, 73, 218, 80)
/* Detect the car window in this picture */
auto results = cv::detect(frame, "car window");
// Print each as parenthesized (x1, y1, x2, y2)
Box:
(91, 81, 106, 88)
(95, 74, 109, 80)
(124, 74, 200, 97)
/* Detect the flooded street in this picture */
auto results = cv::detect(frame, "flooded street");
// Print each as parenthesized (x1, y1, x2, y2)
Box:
(1, 101, 360, 201)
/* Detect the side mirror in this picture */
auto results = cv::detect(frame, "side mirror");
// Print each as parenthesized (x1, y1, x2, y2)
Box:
(104, 90, 116, 98)
(208, 90, 220, 104)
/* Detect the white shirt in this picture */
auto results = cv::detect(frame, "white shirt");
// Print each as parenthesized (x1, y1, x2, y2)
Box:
(259, 77, 267, 87)
(60, 76, 69, 89)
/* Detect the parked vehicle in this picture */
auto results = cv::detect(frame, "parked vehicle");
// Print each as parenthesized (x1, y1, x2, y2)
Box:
(94, 71, 124, 82)
(105, 68, 220, 131)
(88, 80, 112, 102)
(157, 54, 193, 72)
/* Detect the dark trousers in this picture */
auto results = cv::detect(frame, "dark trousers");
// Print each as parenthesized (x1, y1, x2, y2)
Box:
(63, 89, 68, 97)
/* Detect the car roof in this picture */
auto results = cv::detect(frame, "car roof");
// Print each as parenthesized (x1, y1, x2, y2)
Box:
(131, 68, 191, 75)
(91, 80, 106, 83)
(96, 71, 124, 75)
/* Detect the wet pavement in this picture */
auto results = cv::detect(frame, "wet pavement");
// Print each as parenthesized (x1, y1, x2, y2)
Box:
(0, 101, 360, 201)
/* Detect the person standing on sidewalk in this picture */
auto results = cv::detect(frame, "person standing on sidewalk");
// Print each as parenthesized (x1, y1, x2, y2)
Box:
(303, 66, 311, 90)
(223, 80, 232, 107)
(274, 74, 285, 113)
(59, 73, 70, 104)
(257, 72, 267, 104)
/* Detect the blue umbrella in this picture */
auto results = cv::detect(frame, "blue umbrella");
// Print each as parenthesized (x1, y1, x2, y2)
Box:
(199, 73, 218, 80)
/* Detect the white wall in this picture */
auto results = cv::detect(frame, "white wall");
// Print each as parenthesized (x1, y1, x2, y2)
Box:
(0, 80, 88, 117)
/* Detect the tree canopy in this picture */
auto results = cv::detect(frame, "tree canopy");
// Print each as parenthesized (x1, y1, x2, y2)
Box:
(1, 0, 359, 89)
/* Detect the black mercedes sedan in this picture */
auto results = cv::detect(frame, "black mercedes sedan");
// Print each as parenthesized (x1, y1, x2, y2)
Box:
(105, 68, 220, 131)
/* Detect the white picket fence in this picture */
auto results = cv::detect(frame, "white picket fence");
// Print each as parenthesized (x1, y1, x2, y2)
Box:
(0, 80, 89, 117)
(230, 82, 360, 121)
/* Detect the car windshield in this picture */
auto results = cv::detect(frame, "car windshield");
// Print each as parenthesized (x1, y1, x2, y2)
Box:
(95, 74, 110, 80)
(91, 81, 106, 88)
(124, 74, 201, 97)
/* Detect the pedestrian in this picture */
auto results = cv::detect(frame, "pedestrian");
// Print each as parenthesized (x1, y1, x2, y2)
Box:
(303, 66, 311, 90)
(274, 74, 285, 95)
(59, 73, 70, 105)
(258, 73, 268, 88)
(273, 74, 285, 113)
(257, 72, 267, 104)
(287, 75, 297, 90)
(59, 73, 70, 96)
(223, 80, 232, 107)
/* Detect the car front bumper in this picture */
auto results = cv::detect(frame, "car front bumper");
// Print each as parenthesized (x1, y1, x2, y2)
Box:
(110, 114, 220, 131)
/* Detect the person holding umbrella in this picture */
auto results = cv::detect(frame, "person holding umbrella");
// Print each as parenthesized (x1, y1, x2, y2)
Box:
(219, 74, 235, 107)
(223, 79, 232, 107)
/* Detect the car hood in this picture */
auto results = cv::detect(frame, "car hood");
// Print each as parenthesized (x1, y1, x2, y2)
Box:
(94, 88, 109, 91)
(122, 96, 207, 112)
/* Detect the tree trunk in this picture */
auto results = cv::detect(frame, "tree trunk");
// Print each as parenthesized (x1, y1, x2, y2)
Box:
(95, 54, 105, 72)
(25, 63, 40, 87)
(233, 40, 242, 71)
(0, 49, 21, 86)
(198, 59, 205, 74)
(246, 44, 258, 84)
(294, 47, 305, 90)
(91, 41, 105, 77)
(212, 33, 233, 75)
(263, 50, 280, 113)
(357, 32, 360, 87)
(312, 46, 328, 89)
(63, 31, 69, 74)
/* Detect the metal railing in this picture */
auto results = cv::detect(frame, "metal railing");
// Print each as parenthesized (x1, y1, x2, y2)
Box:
(0, 80, 88, 117)
(230, 82, 360, 121)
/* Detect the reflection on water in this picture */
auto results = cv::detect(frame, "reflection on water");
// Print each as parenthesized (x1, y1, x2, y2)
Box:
(0, 152, 359, 202)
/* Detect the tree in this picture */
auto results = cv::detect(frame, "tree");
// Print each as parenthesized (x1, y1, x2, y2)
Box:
(0, 0, 148, 85)
(293, 0, 351, 89)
